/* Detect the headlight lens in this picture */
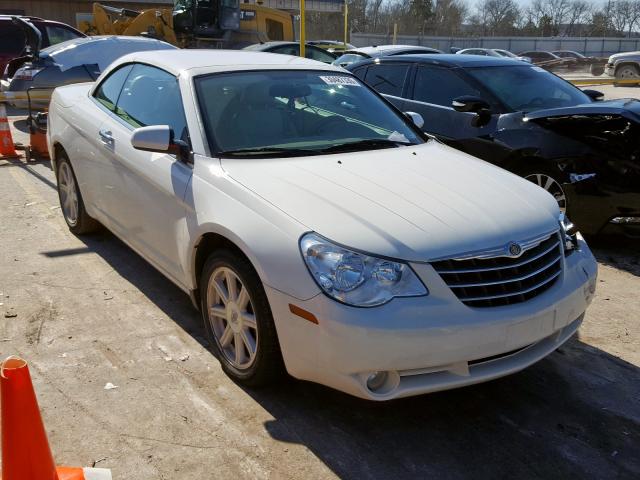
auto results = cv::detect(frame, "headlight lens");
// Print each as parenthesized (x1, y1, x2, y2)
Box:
(559, 212, 578, 253)
(300, 233, 428, 307)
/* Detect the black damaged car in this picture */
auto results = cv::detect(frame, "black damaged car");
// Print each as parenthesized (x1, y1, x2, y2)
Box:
(347, 54, 640, 236)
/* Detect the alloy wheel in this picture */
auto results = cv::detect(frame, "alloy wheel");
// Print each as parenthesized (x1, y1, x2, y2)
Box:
(525, 173, 567, 212)
(206, 266, 258, 370)
(58, 162, 79, 226)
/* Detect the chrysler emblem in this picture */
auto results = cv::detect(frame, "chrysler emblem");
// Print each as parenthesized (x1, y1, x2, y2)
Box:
(507, 242, 523, 257)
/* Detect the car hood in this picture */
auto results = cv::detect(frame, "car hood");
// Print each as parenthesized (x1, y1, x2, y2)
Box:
(524, 98, 640, 122)
(524, 99, 640, 159)
(609, 51, 640, 61)
(221, 142, 560, 262)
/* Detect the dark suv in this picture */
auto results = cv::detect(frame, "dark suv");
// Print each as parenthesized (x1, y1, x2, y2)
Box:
(0, 16, 85, 75)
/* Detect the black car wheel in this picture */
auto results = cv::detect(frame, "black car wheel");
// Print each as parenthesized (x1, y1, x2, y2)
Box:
(524, 171, 567, 213)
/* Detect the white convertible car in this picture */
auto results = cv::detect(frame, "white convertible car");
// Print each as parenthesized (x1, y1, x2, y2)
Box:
(48, 50, 598, 400)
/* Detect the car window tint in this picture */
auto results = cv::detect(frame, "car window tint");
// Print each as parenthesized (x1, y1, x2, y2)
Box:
(272, 45, 299, 56)
(94, 64, 133, 111)
(363, 64, 409, 97)
(467, 65, 591, 112)
(0, 22, 26, 54)
(351, 66, 368, 81)
(45, 25, 81, 45)
(115, 64, 189, 142)
(334, 53, 367, 65)
(413, 66, 480, 106)
(306, 46, 335, 63)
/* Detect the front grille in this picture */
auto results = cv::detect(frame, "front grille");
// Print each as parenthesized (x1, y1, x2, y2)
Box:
(431, 232, 563, 308)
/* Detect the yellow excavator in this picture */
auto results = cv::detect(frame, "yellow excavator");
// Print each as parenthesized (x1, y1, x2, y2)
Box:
(77, 1, 295, 48)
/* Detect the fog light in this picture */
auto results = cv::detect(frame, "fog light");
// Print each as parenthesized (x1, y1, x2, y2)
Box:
(366, 371, 388, 392)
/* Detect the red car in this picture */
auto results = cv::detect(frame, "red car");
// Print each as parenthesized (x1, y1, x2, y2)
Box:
(0, 15, 85, 76)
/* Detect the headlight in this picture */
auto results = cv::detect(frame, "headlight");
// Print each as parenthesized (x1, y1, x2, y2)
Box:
(559, 212, 578, 253)
(300, 233, 428, 307)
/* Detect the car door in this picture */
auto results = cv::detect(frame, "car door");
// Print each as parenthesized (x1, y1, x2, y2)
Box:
(403, 65, 499, 147)
(103, 63, 193, 285)
(361, 62, 410, 112)
(76, 63, 134, 220)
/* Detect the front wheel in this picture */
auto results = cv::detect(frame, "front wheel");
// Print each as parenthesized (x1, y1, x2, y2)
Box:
(200, 250, 284, 386)
(615, 64, 640, 80)
(523, 171, 568, 213)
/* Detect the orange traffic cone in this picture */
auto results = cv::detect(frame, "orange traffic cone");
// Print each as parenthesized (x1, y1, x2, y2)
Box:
(0, 103, 18, 159)
(1, 357, 112, 480)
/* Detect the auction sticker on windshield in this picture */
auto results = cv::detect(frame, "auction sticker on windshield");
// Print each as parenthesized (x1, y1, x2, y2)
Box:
(320, 76, 361, 86)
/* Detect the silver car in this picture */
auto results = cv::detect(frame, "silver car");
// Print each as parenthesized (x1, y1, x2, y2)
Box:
(2, 35, 176, 108)
(605, 51, 640, 79)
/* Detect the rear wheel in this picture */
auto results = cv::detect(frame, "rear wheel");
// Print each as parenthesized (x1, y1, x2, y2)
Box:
(523, 170, 567, 213)
(200, 249, 284, 386)
(56, 153, 100, 234)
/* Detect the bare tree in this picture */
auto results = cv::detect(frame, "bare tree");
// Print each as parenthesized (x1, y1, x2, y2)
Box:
(629, 0, 640, 36)
(565, 0, 591, 36)
(473, 0, 519, 36)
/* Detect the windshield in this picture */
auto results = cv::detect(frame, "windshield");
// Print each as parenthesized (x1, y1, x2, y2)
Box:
(467, 65, 591, 112)
(195, 70, 422, 156)
(494, 50, 516, 58)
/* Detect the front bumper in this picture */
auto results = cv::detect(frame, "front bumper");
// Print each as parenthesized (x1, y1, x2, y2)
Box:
(266, 236, 597, 400)
(605, 63, 615, 76)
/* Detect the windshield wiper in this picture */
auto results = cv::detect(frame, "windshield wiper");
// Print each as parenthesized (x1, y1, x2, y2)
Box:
(218, 147, 319, 158)
(319, 138, 414, 153)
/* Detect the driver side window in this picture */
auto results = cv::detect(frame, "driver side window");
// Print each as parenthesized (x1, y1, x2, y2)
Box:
(412, 66, 480, 107)
(115, 64, 189, 142)
(94, 64, 133, 111)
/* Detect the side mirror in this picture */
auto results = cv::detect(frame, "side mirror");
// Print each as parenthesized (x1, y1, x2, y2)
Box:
(583, 89, 604, 101)
(131, 125, 191, 163)
(452, 96, 492, 127)
(452, 95, 490, 113)
(404, 111, 424, 129)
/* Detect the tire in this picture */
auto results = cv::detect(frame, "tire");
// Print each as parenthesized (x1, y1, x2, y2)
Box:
(521, 167, 568, 214)
(55, 153, 100, 235)
(199, 249, 284, 387)
(615, 64, 640, 80)
(589, 64, 604, 76)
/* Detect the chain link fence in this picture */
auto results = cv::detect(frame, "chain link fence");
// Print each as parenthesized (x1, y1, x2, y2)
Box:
(351, 33, 640, 57)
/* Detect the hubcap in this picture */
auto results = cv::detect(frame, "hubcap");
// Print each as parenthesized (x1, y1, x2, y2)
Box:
(619, 67, 639, 78)
(525, 173, 567, 212)
(207, 267, 258, 370)
(58, 163, 79, 226)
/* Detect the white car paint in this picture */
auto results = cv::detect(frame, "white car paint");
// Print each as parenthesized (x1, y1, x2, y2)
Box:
(47, 50, 598, 400)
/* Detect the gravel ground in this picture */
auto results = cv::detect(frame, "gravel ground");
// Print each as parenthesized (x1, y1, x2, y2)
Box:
(0, 85, 638, 479)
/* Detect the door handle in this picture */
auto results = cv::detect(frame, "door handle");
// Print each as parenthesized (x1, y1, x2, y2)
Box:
(98, 129, 114, 146)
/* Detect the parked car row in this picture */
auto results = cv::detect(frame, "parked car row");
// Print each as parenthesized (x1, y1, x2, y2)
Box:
(47, 49, 598, 401)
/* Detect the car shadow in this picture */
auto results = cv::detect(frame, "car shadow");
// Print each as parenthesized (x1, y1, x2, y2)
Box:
(55, 230, 640, 479)
(588, 235, 640, 278)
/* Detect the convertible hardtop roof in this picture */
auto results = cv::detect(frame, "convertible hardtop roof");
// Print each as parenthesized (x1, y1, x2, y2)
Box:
(113, 49, 346, 76)
(350, 53, 528, 68)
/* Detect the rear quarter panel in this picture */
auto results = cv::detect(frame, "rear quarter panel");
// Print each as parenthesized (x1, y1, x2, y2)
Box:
(48, 83, 103, 215)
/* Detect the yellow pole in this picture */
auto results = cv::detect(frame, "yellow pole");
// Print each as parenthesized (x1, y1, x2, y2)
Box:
(343, 1, 348, 48)
(300, 0, 306, 58)
(393, 23, 398, 45)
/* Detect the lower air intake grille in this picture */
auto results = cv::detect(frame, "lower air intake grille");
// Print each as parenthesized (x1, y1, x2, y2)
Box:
(431, 232, 563, 308)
